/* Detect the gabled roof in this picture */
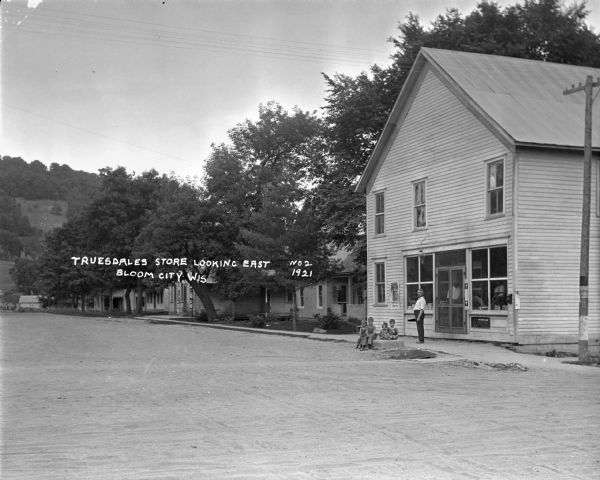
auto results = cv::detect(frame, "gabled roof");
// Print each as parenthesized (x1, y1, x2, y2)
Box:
(357, 48, 600, 192)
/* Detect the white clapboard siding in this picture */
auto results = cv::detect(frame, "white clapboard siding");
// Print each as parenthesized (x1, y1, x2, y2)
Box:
(366, 66, 511, 330)
(517, 150, 600, 339)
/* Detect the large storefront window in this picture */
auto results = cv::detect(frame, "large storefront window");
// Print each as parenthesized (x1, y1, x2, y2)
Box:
(406, 254, 433, 309)
(471, 246, 508, 310)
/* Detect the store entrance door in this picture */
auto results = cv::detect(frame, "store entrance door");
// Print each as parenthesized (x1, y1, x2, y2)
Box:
(436, 267, 466, 333)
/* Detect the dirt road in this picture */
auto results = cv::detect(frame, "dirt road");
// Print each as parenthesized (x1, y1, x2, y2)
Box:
(1, 312, 599, 479)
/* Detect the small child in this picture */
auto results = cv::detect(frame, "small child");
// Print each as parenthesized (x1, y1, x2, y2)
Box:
(388, 319, 399, 340)
(356, 318, 367, 350)
(365, 317, 376, 349)
(379, 322, 390, 340)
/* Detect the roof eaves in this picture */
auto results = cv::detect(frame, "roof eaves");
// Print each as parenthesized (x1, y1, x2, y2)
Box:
(514, 141, 600, 153)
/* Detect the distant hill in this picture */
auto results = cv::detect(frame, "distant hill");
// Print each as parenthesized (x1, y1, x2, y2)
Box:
(0, 156, 100, 219)
(0, 156, 101, 259)
(15, 198, 68, 235)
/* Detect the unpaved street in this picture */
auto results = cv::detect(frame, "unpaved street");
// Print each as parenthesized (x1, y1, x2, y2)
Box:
(1, 313, 599, 479)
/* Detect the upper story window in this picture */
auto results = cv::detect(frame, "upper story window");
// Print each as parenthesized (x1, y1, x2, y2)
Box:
(487, 159, 504, 215)
(413, 180, 427, 229)
(374, 262, 386, 304)
(375, 192, 385, 234)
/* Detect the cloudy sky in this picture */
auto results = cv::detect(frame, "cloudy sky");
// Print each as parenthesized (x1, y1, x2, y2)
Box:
(2, 0, 599, 180)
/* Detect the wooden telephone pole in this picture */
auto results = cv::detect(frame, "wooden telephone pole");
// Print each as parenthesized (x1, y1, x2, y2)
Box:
(563, 75, 599, 362)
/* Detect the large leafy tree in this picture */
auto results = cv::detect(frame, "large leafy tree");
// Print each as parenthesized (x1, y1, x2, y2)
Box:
(202, 103, 336, 317)
(81, 167, 175, 313)
(135, 180, 238, 321)
(36, 217, 102, 309)
(316, 0, 600, 260)
(35, 167, 174, 312)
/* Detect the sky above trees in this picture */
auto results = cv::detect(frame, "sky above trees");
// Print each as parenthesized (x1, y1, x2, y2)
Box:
(5, 0, 597, 179)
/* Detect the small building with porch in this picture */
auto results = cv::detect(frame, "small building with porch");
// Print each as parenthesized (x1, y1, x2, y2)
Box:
(356, 48, 599, 351)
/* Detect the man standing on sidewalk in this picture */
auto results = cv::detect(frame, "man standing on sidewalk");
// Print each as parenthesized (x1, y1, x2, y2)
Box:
(414, 288, 426, 343)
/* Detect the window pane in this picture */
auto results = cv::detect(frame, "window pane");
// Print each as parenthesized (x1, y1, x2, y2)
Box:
(416, 206, 426, 227)
(407, 283, 432, 309)
(375, 214, 384, 234)
(436, 249, 465, 267)
(376, 263, 385, 282)
(491, 280, 508, 310)
(496, 189, 503, 213)
(422, 284, 433, 309)
(406, 257, 419, 283)
(472, 249, 488, 279)
(406, 284, 419, 308)
(490, 247, 507, 277)
(496, 163, 504, 187)
(472, 280, 489, 310)
(489, 190, 497, 214)
(377, 284, 385, 303)
(376, 193, 384, 214)
(420, 255, 433, 282)
(414, 182, 423, 204)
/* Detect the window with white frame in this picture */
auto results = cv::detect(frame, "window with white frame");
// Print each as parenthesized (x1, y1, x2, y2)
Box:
(374, 262, 386, 304)
(375, 192, 385, 234)
(413, 180, 427, 229)
(317, 285, 323, 308)
(299, 287, 305, 308)
(471, 246, 508, 311)
(487, 159, 504, 215)
(405, 254, 433, 309)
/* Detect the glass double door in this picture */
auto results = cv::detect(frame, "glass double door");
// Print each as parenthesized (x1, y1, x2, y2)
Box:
(436, 267, 466, 333)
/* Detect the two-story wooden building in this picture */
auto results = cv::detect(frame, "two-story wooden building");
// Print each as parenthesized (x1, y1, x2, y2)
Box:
(357, 48, 599, 351)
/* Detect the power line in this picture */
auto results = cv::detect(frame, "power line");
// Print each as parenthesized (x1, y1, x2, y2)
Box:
(3, 9, 393, 67)
(20, 6, 392, 57)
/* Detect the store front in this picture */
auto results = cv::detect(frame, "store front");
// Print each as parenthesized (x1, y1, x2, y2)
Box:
(405, 245, 509, 338)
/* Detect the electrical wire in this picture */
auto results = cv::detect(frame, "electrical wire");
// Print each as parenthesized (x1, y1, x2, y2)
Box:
(3, 8, 393, 67)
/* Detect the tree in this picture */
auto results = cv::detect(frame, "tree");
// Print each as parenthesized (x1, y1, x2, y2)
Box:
(10, 258, 38, 294)
(202, 103, 336, 323)
(82, 167, 175, 314)
(33, 167, 173, 312)
(37, 217, 101, 309)
(317, 0, 600, 259)
(135, 180, 238, 321)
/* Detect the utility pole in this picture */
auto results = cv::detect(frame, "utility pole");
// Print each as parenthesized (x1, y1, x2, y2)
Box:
(563, 75, 600, 362)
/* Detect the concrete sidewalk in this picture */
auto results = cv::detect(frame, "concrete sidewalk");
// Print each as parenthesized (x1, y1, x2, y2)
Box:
(138, 315, 592, 372)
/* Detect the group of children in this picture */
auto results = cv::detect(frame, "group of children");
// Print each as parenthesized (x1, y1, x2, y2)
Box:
(356, 317, 399, 351)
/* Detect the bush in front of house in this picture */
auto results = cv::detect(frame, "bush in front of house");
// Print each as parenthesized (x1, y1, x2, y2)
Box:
(249, 314, 267, 328)
(316, 312, 342, 330)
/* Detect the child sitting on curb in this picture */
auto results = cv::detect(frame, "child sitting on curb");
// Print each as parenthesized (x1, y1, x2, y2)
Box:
(356, 318, 367, 350)
(365, 317, 376, 349)
(388, 319, 399, 340)
(379, 322, 390, 340)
